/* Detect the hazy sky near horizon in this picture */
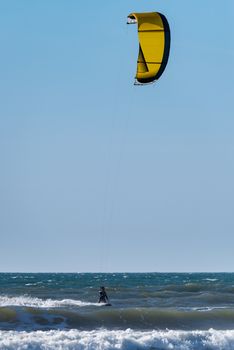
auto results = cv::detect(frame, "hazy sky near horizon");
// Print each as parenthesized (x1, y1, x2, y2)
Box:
(0, 0, 234, 272)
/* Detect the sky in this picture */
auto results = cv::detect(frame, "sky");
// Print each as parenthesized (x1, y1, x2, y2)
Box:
(0, 0, 234, 272)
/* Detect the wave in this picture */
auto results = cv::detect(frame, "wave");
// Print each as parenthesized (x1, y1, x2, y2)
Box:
(1, 328, 234, 349)
(203, 278, 218, 282)
(0, 296, 100, 308)
(2, 306, 234, 331)
(162, 283, 216, 293)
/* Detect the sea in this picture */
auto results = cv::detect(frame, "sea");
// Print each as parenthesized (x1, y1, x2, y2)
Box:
(1, 273, 234, 349)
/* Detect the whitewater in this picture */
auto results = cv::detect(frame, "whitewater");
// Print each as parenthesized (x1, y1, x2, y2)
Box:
(1, 329, 234, 350)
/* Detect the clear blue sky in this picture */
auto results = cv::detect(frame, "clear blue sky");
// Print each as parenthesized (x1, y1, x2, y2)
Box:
(0, 0, 234, 272)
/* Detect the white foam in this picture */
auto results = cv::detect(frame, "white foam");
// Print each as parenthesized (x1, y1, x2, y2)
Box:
(203, 278, 218, 282)
(1, 329, 234, 350)
(0, 296, 100, 308)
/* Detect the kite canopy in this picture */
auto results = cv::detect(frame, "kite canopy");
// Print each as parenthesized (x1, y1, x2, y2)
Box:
(127, 12, 170, 85)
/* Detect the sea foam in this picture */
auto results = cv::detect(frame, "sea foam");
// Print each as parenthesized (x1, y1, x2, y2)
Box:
(0, 296, 99, 308)
(1, 329, 234, 350)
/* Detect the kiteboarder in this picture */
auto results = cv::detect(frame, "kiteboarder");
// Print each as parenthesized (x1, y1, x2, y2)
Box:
(98, 286, 109, 304)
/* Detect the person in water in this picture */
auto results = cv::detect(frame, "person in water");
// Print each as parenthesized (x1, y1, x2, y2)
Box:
(98, 286, 109, 303)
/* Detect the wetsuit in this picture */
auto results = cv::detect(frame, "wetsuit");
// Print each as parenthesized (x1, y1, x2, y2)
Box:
(99, 290, 108, 303)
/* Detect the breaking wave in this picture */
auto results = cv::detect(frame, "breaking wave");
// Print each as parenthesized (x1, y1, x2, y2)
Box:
(1, 328, 234, 350)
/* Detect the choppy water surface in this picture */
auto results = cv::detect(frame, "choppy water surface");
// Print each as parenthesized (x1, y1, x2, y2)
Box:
(1, 273, 234, 349)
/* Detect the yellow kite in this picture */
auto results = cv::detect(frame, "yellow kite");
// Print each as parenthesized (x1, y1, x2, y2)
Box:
(127, 12, 170, 85)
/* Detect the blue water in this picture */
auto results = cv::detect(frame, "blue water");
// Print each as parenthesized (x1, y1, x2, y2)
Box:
(1, 273, 234, 349)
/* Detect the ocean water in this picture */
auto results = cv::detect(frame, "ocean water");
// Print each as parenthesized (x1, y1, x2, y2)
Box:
(1, 273, 234, 349)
